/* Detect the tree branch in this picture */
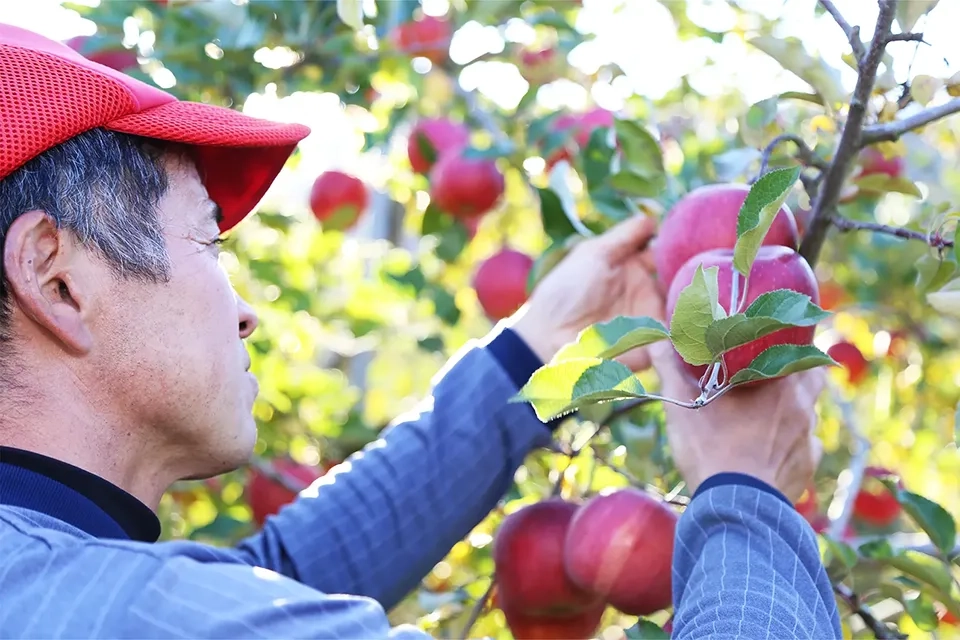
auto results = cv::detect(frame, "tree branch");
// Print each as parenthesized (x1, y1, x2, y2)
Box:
(834, 583, 907, 640)
(830, 214, 953, 249)
(799, 0, 898, 267)
(756, 134, 830, 179)
(885, 32, 925, 44)
(860, 97, 960, 145)
(458, 578, 495, 640)
(819, 0, 866, 62)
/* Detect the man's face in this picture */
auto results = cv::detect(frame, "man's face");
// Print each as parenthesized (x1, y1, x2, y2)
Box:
(97, 154, 260, 479)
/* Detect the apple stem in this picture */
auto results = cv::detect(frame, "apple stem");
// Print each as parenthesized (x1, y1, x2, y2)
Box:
(755, 133, 829, 181)
(831, 214, 954, 250)
(824, 382, 871, 540)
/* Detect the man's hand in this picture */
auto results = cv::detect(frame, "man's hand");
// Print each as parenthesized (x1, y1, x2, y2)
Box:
(649, 340, 825, 503)
(510, 214, 661, 371)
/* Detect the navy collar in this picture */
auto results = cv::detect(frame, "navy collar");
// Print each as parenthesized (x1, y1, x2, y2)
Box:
(0, 446, 161, 542)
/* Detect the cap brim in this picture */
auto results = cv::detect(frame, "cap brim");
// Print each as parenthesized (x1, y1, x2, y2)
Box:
(106, 100, 311, 232)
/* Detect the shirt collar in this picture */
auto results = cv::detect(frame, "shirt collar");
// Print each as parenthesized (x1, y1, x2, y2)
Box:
(0, 446, 161, 542)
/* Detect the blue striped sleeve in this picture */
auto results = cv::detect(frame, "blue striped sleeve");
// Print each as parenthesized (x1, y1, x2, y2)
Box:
(671, 482, 843, 639)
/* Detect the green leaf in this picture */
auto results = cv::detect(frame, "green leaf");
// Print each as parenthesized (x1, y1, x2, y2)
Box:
(880, 550, 955, 595)
(704, 289, 830, 357)
(896, 490, 957, 557)
(624, 619, 669, 639)
(728, 344, 837, 385)
(336, 0, 364, 30)
(387, 265, 427, 294)
(903, 592, 940, 632)
(915, 252, 957, 293)
(748, 35, 847, 107)
(926, 276, 960, 317)
(513, 358, 647, 422)
(822, 536, 858, 569)
(551, 316, 670, 363)
(582, 126, 616, 192)
(854, 173, 923, 198)
(607, 171, 663, 197)
(746, 97, 779, 129)
(897, 0, 940, 32)
(668, 265, 725, 366)
(733, 166, 802, 276)
(425, 285, 461, 325)
(415, 131, 437, 167)
(613, 119, 665, 181)
(421, 204, 468, 262)
(713, 148, 763, 182)
(538, 187, 579, 243)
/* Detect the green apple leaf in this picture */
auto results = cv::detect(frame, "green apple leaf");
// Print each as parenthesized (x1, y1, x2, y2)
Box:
(897, 0, 939, 32)
(624, 619, 669, 640)
(728, 344, 837, 385)
(903, 592, 940, 632)
(733, 166, 802, 276)
(583, 127, 616, 193)
(878, 550, 955, 595)
(668, 265, 725, 366)
(915, 253, 957, 293)
(415, 131, 437, 167)
(747, 36, 847, 107)
(854, 173, 923, 198)
(927, 277, 960, 317)
(704, 289, 829, 356)
(607, 171, 662, 197)
(613, 119, 666, 181)
(512, 358, 647, 421)
(552, 316, 670, 363)
(537, 187, 579, 243)
(421, 204, 468, 262)
(896, 490, 957, 557)
(746, 97, 779, 129)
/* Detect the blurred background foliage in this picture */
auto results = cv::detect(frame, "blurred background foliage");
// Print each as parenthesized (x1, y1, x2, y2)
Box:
(30, 0, 960, 636)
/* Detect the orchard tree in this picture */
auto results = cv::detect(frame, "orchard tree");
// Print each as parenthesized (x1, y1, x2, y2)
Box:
(64, 0, 960, 637)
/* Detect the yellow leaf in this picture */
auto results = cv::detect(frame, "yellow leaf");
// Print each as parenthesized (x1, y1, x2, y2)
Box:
(809, 113, 836, 133)
(946, 70, 960, 97)
(912, 74, 943, 107)
(879, 100, 899, 123)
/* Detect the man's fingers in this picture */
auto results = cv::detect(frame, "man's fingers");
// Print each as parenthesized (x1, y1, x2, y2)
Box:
(587, 214, 657, 263)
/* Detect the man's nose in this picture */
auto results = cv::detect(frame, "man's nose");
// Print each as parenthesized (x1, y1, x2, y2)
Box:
(237, 294, 259, 339)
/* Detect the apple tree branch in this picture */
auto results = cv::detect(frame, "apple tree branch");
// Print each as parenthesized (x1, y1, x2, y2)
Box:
(860, 97, 960, 145)
(830, 215, 954, 249)
(799, 0, 898, 267)
(819, 0, 866, 63)
(834, 583, 907, 640)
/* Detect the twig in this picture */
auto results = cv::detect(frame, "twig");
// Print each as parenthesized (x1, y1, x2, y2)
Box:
(756, 134, 830, 180)
(826, 383, 871, 540)
(248, 457, 310, 494)
(834, 583, 907, 640)
(459, 578, 496, 640)
(799, 0, 898, 267)
(885, 32, 925, 45)
(860, 97, 960, 145)
(830, 214, 953, 249)
(819, 0, 865, 63)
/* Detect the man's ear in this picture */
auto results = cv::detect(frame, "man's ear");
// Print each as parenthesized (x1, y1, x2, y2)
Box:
(3, 210, 93, 354)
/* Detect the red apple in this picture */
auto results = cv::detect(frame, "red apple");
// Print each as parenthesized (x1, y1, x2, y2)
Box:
(309, 170, 368, 229)
(499, 603, 607, 640)
(391, 15, 451, 65)
(493, 499, 605, 621)
(664, 245, 820, 385)
(852, 466, 903, 528)
(794, 483, 818, 521)
(517, 46, 563, 86)
(653, 183, 800, 294)
(563, 488, 677, 616)
(474, 249, 534, 321)
(859, 146, 905, 179)
(817, 280, 846, 311)
(544, 108, 615, 170)
(827, 340, 869, 385)
(247, 458, 326, 526)
(407, 118, 470, 174)
(65, 36, 138, 72)
(428, 153, 505, 219)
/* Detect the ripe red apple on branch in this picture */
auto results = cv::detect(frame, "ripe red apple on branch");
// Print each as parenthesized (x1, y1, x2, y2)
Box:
(653, 183, 800, 294)
(664, 245, 821, 384)
(247, 458, 331, 526)
(407, 118, 470, 174)
(563, 488, 677, 616)
(544, 107, 615, 170)
(390, 14, 451, 65)
(492, 499, 606, 640)
(473, 249, 534, 321)
(308, 170, 368, 230)
(826, 340, 869, 385)
(428, 152, 505, 219)
(852, 466, 903, 528)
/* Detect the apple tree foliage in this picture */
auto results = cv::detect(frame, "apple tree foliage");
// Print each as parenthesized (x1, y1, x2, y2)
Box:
(66, 0, 960, 636)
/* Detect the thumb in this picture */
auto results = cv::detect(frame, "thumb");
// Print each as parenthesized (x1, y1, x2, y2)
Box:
(588, 213, 657, 263)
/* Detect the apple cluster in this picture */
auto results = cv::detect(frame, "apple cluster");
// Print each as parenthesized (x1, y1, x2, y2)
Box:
(653, 183, 820, 383)
(492, 488, 676, 639)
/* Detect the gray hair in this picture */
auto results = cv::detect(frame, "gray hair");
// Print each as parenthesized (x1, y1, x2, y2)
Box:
(0, 128, 175, 346)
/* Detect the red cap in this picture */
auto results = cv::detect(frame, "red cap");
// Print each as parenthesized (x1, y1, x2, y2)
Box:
(0, 23, 312, 232)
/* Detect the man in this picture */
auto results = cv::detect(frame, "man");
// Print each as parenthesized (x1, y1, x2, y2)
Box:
(0, 23, 841, 639)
